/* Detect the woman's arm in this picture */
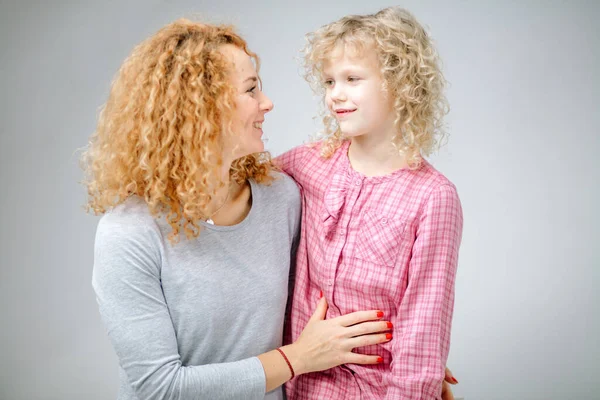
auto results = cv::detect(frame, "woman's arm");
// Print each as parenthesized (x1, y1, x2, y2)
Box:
(260, 295, 393, 392)
(94, 212, 392, 399)
(93, 215, 268, 400)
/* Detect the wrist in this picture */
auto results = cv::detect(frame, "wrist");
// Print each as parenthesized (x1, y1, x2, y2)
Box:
(280, 343, 307, 376)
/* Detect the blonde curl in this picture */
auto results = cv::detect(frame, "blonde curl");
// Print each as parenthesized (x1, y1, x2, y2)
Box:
(303, 7, 449, 168)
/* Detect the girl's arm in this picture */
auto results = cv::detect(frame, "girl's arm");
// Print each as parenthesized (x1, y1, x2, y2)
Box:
(386, 184, 463, 400)
(273, 144, 312, 180)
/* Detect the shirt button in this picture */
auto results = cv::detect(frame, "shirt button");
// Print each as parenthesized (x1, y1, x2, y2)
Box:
(339, 229, 345, 235)
(354, 180, 361, 186)
(381, 218, 388, 224)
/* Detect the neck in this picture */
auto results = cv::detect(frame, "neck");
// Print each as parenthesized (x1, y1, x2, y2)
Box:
(347, 136, 409, 177)
(202, 160, 252, 226)
(204, 160, 237, 215)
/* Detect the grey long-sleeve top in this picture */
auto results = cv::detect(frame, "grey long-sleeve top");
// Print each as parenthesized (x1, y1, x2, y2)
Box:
(92, 174, 301, 400)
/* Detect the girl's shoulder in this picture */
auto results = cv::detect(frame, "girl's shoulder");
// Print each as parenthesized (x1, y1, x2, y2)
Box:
(409, 160, 460, 207)
(417, 160, 457, 187)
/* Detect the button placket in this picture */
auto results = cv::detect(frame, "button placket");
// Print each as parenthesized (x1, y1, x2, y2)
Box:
(331, 225, 345, 288)
(330, 175, 364, 312)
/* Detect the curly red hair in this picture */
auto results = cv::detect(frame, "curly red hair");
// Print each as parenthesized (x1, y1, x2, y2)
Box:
(81, 19, 274, 241)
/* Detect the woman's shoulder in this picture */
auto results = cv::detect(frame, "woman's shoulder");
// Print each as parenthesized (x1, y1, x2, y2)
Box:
(93, 197, 164, 288)
(99, 196, 153, 224)
(96, 196, 164, 246)
(261, 171, 301, 200)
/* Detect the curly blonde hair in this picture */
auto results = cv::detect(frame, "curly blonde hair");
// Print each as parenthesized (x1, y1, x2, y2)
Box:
(81, 18, 274, 241)
(303, 7, 449, 168)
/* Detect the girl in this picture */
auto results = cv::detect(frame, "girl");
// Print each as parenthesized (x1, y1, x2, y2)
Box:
(278, 7, 463, 399)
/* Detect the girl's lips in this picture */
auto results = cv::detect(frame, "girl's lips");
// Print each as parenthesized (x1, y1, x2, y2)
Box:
(335, 109, 356, 117)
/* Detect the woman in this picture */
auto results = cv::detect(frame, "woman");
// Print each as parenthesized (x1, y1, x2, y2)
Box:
(82, 19, 394, 400)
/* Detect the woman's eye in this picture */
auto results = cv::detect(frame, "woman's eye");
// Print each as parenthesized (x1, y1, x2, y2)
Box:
(247, 86, 257, 94)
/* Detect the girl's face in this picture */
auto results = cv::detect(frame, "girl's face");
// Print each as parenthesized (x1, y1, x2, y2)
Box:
(323, 44, 396, 141)
(221, 44, 273, 160)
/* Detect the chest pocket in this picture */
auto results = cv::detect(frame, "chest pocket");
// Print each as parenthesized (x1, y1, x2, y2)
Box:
(353, 210, 407, 267)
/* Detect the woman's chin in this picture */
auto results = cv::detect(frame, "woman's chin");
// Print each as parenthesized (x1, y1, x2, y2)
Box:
(251, 142, 266, 154)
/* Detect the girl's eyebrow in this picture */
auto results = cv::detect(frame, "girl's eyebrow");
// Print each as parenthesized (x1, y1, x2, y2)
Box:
(323, 66, 367, 76)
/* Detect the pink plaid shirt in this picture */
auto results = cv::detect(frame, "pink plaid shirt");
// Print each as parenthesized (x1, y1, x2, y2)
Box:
(276, 140, 463, 400)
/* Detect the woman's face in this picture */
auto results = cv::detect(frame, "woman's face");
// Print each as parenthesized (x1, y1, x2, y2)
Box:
(220, 44, 273, 161)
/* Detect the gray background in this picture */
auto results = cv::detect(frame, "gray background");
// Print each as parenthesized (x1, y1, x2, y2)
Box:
(1, 1, 598, 399)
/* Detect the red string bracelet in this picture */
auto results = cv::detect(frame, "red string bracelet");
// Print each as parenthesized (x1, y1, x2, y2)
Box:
(276, 348, 295, 379)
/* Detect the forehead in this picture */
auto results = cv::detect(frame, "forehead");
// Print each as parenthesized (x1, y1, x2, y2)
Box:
(219, 44, 257, 83)
(322, 42, 380, 74)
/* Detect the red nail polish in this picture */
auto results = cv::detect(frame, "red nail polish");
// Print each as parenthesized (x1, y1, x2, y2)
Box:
(377, 311, 384, 318)
(319, 290, 323, 299)
(377, 357, 383, 363)
(386, 333, 393, 340)
(386, 322, 393, 329)
(452, 377, 459, 384)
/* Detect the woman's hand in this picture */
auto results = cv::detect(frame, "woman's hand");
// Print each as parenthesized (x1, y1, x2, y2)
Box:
(282, 296, 392, 375)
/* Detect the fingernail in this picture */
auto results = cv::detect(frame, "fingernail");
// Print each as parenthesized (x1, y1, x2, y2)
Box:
(377, 311, 384, 318)
(386, 322, 393, 329)
(377, 357, 383, 363)
(451, 377, 458, 384)
(319, 290, 323, 299)
(386, 333, 393, 340)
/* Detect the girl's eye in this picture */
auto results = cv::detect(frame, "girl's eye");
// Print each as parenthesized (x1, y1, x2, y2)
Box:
(324, 79, 334, 87)
(348, 76, 359, 82)
(247, 86, 257, 94)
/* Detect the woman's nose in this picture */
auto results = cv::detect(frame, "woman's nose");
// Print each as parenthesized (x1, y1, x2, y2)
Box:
(260, 92, 274, 112)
